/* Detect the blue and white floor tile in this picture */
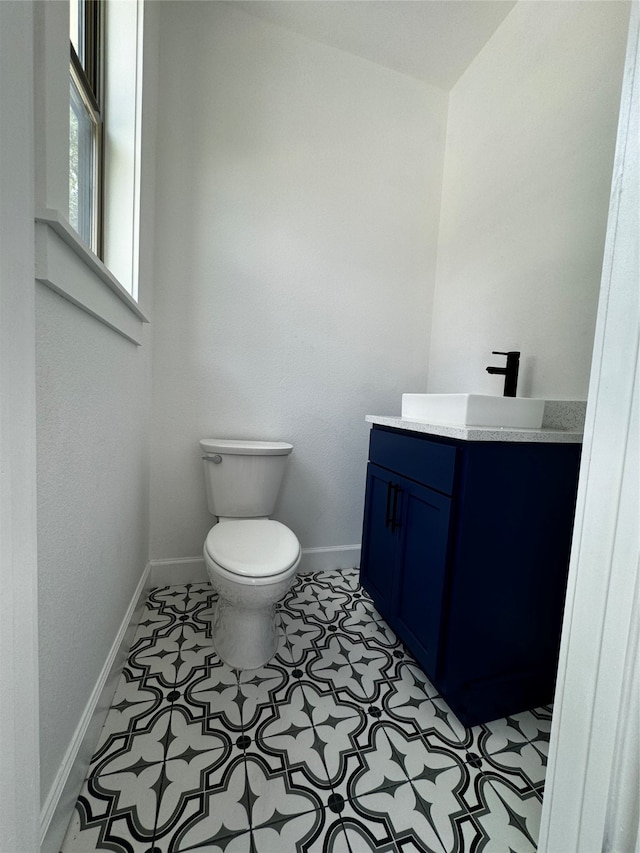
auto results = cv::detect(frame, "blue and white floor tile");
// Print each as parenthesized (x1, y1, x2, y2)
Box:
(61, 569, 548, 852)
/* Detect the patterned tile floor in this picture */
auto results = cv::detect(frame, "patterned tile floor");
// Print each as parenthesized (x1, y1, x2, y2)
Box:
(61, 569, 550, 852)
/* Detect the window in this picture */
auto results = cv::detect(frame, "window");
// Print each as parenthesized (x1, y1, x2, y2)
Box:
(69, 0, 103, 254)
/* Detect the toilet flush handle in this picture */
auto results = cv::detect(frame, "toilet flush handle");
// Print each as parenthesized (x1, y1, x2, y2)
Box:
(202, 454, 223, 464)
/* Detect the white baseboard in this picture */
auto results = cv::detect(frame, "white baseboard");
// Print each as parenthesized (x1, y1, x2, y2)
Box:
(299, 545, 361, 573)
(150, 556, 207, 586)
(40, 562, 152, 853)
(149, 545, 361, 588)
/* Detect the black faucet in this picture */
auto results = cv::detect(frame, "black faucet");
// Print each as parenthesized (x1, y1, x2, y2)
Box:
(486, 351, 520, 397)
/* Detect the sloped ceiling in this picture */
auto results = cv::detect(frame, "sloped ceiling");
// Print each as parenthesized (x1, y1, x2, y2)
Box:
(232, 0, 517, 90)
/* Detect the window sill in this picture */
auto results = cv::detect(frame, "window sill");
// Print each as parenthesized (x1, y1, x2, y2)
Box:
(35, 209, 149, 345)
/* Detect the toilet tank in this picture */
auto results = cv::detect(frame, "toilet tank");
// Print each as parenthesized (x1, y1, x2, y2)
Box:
(200, 439, 293, 518)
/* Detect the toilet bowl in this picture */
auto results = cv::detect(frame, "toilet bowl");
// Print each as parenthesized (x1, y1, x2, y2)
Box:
(204, 519, 300, 669)
(200, 439, 301, 669)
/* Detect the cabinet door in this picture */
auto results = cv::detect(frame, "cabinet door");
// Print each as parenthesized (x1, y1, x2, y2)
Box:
(392, 479, 452, 679)
(359, 463, 398, 619)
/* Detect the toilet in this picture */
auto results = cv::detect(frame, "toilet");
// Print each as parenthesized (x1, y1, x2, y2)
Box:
(200, 438, 301, 669)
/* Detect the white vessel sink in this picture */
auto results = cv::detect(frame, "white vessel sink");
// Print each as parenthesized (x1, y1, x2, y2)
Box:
(401, 393, 545, 429)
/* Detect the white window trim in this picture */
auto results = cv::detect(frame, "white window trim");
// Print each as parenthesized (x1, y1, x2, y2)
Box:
(33, 0, 149, 344)
(35, 208, 148, 345)
(102, 0, 145, 299)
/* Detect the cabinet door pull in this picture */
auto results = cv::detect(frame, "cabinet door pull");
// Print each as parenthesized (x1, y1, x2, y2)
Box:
(385, 481, 394, 528)
(391, 484, 402, 531)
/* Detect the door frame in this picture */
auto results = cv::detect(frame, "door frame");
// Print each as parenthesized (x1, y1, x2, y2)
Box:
(538, 4, 639, 850)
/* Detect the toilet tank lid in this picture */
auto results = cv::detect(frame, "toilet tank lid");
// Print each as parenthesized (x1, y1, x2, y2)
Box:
(200, 439, 293, 456)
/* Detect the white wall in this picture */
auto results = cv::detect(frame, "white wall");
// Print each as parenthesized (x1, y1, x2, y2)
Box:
(428, 1, 630, 399)
(33, 0, 156, 841)
(149, 3, 447, 563)
(0, 3, 40, 850)
(36, 291, 151, 800)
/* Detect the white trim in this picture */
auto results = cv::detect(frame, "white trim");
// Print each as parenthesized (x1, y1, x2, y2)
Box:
(102, 0, 145, 299)
(538, 4, 640, 851)
(35, 210, 148, 320)
(149, 546, 362, 587)
(299, 545, 361, 574)
(603, 559, 640, 853)
(35, 210, 149, 345)
(132, 0, 144, 302)
(39, 563, 152, 853)
(150, 556, 208, 587)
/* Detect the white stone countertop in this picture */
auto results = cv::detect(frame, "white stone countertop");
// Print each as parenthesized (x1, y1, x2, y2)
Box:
(366, 414, 584, 443)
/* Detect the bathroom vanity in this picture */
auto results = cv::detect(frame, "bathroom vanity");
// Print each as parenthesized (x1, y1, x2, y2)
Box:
(360, 413, 583, 726)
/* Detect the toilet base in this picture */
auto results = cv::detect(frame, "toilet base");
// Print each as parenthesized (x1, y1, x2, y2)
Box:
(212, 597, 279, 670)
(204, 538, 300, 671)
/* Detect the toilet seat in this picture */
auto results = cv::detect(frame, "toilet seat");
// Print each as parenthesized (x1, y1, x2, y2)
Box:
(205, 519, 300, 578)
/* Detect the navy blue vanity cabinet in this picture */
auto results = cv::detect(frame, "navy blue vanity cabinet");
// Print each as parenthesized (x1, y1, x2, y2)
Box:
(360, 428, 457, 676)
(359, 424, 581, 726)
(359, 463, 399, 620)
(391, 475, 453, 678)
